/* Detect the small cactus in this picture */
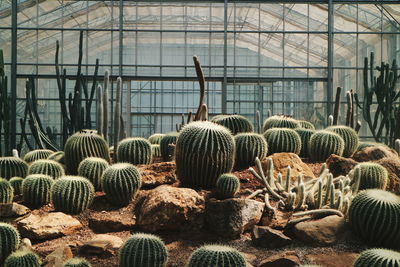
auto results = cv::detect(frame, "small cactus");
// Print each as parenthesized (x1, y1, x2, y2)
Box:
(116, 137, 152, 165)
(356, 141, 388, 152)
(77, 157, 109, 191)
(151, 144, 161, 158)
(51, 176, 95, 214)
(308, 130, 345, 162)
(22, 174, 54, 209)
(63, 258, 92, 267)
(326, 125, 359, 157)
(353, 248, 400, 267)
(187, 244, 247, 267)
(0, 157, 28, 180)
(160, 132, 179, 161)
(9, 177, 23, 195)
(4, 250, 41, 267)
(101, 163, 142, 206)
(148, 133, 165, 145)
(295, 128, 315, 158)
(47, 151, 65, 164)
(234, 133, 268, 168)
(215, 174, 240, 199)
(356, 162, 388, 190)
(263, 115, 300, 132)
(119, 233, 168, 267)
(0, 223, 20, 264)
(211, 114, 254, 135)
(23, 149, 54, 163)
(0, 178, 13, 204)
(298, 120, 315, 130)
(28, 159, 64, 179)
(263, 128, 301, 155)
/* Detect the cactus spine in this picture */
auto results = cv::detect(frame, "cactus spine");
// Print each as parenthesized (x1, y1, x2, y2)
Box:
(148, 134, 165, 145)
(263, 115, 300, 132)
(326, 125, 359, 157)
(263, 128, 301, 155)
(211, 114, 254, 135)
(116, 137, 152, 165)
(298, 120, 315, 130)
(0, 157, 28, 180)
(356, 162, 388, 190)
(63, 258, 92, 267)
(23, 149, 54, 163)
(78, 157, 109, 191)
(4, 250, 41, 267)
(215, 174, 240, 199)
(353, 248, 400, 267)
(0, 223, 20, 264)
(308, 130, 345, 162)
(234, 133, 268, 168)
(28, 159, 64, 179)
(22, 174, 54, 209)
(160, 132, 179, 161)
(9, 177, 23, 195)
(187, 245, 246, 267)
(0, 178, 13, 204)
(295, 128, 315, 158)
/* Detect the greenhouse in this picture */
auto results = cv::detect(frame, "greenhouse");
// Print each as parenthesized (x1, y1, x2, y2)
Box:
(0, 1, 399, 267)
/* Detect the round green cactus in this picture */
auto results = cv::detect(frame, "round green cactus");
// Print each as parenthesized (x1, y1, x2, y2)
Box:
(116, 137, 152, 165)
(175, 121, 235, 189)
(295, 128, 316, 158)
(151, 144, 161, 158)
(348, 189, 400, 248)
(263, 128, 301, 155)
(298, 120, 315, 130)
(356, 162, 388, 190)
(0, 178, 13, 204)
(148, 133, 165, 145)
(101, 163, 142, 206)
(119, 233, 168, 267)
(308, 130, 345, 162)
(234, 133, 268, 168)
(9, 177, 23, 196)
(63, 258, 92, 267)
(356, 141, 388, 152)
(0, 157, 28, 180)
(216, 174, 240, 199)
(77, 157, 109, 191)
(263, 115, 300, 132)
(47, 151, 65, 164)
(22, 174, 54, 209)
(23, 149, 54, 164)
(187, 244, 246, 267)
(0, 223, 20, 264)
(211, 114, 254, 135)
(51, 176, 95, 214)
(28, 159, 64, 179)
(160, 132, 179, 161)
(326, 125, 359, 157)
(353, 248, 400, 267)
(64, 130, 110, 175)
(4, 250, 41, 267)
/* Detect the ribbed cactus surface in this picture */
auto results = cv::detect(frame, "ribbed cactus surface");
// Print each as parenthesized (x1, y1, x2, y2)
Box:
(187, 245, 246, 267)
(263, 128, 301, 155)
(0, 223, 20, 264)
(175, 121, 235, 189)
(0, 157, 28, 180)
(295, 128, 315, 158)
(234, 133, 268, 168)
(151, 144, 161, 158)
(9, 177, 23, 195)
(326, 125, 359, 157)
(263, 115, 300, 132)
(356, 162, 388, 190)
(4, 250, 41, 267)
(298, 120, 315, 130)
(148, 133, 165, 145)
(23, 149, 54, 163)
(211, 114, 254, 135)
(116, 137, 152, 165)
(63, 258, 92, 267)
(0, 178, 13, 204)
(160, 132, 179, 161)
(308, 130, 345, 162)
(353, 248, 400, 267)
(47, 151, 65, 164)
(28, 159, 64, 179)
(22, 174, 54, 209)
(78, 157, 109, 191)
(216, 174, 240, 199)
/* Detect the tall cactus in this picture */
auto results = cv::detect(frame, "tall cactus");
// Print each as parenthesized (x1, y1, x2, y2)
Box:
(113, 77, 122, 150)
(0, 49, 11, 156)
(187, 245, 246, 267)
(96, 85, 103, 137)
(103, 70, 110, 141)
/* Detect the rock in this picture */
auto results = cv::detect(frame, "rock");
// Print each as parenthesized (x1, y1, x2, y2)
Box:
(79, 234, 123, 256)
(43, 246, 73, 267)
(264, 153, 315, 181)
(326, 154, 358, 177)
(138, 161, 178, 188)
(305, 252, 358, 267)
(375, 157, 400, 193)
(0, 203, 30, 218)
(260, 209, 290, 230)
(293, 215, 346, 246)
(205, 198, 264, 239)
(252, 225, 292, 248)
(135, 185, 205, 232)
(352, 146, 398, 162)
(88, 213, 135, 233)
(258, 251, 300, 267)
(17, 212, 82, 240)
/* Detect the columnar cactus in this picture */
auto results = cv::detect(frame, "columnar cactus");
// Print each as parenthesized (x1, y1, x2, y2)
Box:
(4, 250, 41, 267)
(263, 115, 300, 132)
(22, 174, 54, 209)
(298, 120, 315, 130)
(77, 157, 109, 191)
(47, 151, 65, 164)
(63, 258, 92, 267)
(0, 157, 28, 180)
(175, 121, 235, 189)
(263, 128, 301, 155)
(151, 144, 161, 158)
(348, 189, 400, 247)
(326, 125, 359, 157)
(295, 128, 315, 158)
(119, 233, 168, 267)
(234, 133, 268, 168)
(116, 137, 152, 165)
(9, 177, 23, 195)
(101, 163, 142, 206)
(0, 223, 20, 264)
(187, 245, 246, 267)
(64, 130, 110, 175)
(148, 133, 165, 145)
(356, 162, 388, 190)
(51, 176, 95, 214)
(215, 174, 240, 199)
(308, 130, 345, 162)
(0, 178, 13, 204)
(23, 149, 54, 163)
(160, 132, 179, 161)
(211, 114, 254, 135)
(353, 248, 400, 267)
(28, 160, 64, 179)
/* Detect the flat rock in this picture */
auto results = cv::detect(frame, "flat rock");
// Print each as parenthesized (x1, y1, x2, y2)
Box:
(305, 252, 358, 267)
(88, 213, 135, 233)
(17, 212, 82, 240)
(138, 161, 178, 188)
(252, 225, 292, 248)
(326, 154, 358, 177)
(205, 198, 264, 239)
(0, 203, 30, 218)
(43, 246, 73, 267)
(375, 157, 400, 193)
(258, 251, 300, 267)
(79, 234, 123, 256)
(352, 146, 398, 162)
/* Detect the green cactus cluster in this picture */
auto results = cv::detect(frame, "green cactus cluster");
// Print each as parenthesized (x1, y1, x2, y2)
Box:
(263, 115, 300, 132)
(348, 189, 400, 248)
(0, 157, 28, 180)
(187, 245, 246, 267)
(160, 132, 179, 161)
(295, 128, 315, 158)
(64, 130, 110, 175)
(356, 141, 388, 152)
(51, 176, 95, 214)
(151, 144, 161, 158)
(175, 121, 235, 189)
(119, 233, 168, 267)
(263, 128, 301, 155)
(356, 162, 388, 190)
(28, 159, 64, 179)
(308, 130, 345, 162)
(326, 125, 359, 157)
(47, 151, 65, 164)
(101, 163, 142, 206)
(0, 178, 13, 204)
(77, 157, 109, 191)
(298, 120, 315, 130)
(4, 250, 41, 267)
(63, 258, 92, 267)
(23, 149, 54, 164)
(211, 114, 254, 135)
(9, 177, 23, 195)
(353, 248, 400, 267)
(148, 133, 165, 145)
(22, 174, 54, 209)
(0, 223, 20, 264)
(215, 174, 240, 199)
(234, 133, 268, 168)
(116, 137, 152, 165)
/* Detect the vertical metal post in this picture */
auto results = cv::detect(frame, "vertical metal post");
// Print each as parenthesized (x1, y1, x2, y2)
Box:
(327, 0, 334, 117)
(119, 0, 123, 77)
(222, 0, 228, 114)
(11, 1, 17, 151)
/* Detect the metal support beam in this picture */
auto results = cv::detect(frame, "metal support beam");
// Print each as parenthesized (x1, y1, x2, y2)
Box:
(327, 0, 334, 117)
(10, 1, 17, 153)
(222, 0, 228, 114)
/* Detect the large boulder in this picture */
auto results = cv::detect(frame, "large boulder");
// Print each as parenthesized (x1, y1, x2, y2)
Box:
(138, 161, 178, 188)
(375, 157, 400, 193)
(352, 145, 398, 162)
(252, 225, 292, 248)
(326, 154, 357, 177)
(264, 153, 315, 181)
(135, 185, 205, 232)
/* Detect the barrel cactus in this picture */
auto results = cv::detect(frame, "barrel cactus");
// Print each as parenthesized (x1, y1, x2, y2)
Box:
(63, 258, 92, 267)
(353, 248, 400, 267)
(119, 233, 168, 267)
(151, 144, 161, 158)
(0, 223, 20, 264)
(28, 159, 64, 179)
(9, 177, 23, 195)
(51, 176, 95, 214)
(64, 130, 110, 175)
(47, 151, 65, 164)
(116, 137, 152, 165)
(298, 120, 315, 130)
(4, 250, 41, 267)
(234, 133, 268, 168)
(295, 128, 315, 158)
(148, 133, 165, 145)
(77, 157, 109, 191)
(211, 114, 254, 135)
(326, 125, 359, 157)
(356, 162, 388, 190)
(187, 244, 246, 267)
(0, 178, 13, 204)
(263, 128, 301, 155)
(263, 115, 300, 131)
(308, 130, 345, 162)
(160, 132, 179, 161)
(216, 174, 240, 199)
(22, 174, 54, 209)
(348, 189, 400, 248)
(102, 163, 142, 206)
(175, 121, 235, 189)
(0, 157, 28, 180)
(23, 149, 54, 163)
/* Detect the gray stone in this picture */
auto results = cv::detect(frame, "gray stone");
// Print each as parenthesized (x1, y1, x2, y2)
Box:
(79, 234, 123, 256)
(258, 251, 300, 267)
(43, 247, 73, 267)
(252, 225, 292, 248)
(0, 203, 30, 218)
